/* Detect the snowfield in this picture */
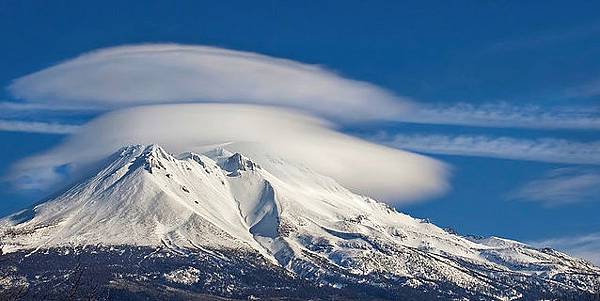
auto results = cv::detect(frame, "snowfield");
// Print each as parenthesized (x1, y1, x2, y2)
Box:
(1, 144, 599, 300)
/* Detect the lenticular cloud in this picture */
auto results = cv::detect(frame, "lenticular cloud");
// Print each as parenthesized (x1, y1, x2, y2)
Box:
(7, 44, 446, 203)
(12, 104, 448, 204)
(9, 44, 411, 121)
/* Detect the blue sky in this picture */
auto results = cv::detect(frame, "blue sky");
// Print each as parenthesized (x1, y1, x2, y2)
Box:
(1, 1, 599, 263)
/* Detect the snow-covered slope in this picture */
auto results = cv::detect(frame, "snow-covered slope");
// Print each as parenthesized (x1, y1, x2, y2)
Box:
(1, 144, 599, 300)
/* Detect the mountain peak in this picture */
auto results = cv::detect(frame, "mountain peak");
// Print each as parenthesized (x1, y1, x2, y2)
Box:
(1, 144, 599, 300)
(134, 144, 174, 173)
(142, 143, 170, 158)
(220, 152, 260, 176)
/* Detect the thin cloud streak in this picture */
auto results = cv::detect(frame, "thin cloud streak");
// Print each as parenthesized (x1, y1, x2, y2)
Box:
(511, 168, 600, 206)
(375, 133, 600, 165)
(0, 119, 80, 134)
(0, 102, 103, 123)
(0, 101, 101, 112)
(399, 102, 600, 130)
(531, 233, 600, 266)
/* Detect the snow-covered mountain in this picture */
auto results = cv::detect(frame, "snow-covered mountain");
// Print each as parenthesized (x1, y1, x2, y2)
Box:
(1, 144, 599, 300)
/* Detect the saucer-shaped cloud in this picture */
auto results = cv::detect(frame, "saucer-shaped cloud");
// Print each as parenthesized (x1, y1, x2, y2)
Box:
(12, 104, 448, 203)
(9, 44, 411, 121)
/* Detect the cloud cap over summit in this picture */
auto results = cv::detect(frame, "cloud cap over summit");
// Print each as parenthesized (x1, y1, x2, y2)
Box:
(11, 103, 448, 203)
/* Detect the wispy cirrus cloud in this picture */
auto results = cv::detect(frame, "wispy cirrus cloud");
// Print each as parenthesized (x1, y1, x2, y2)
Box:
(0, 101, 94, 134)
(511, 168, 600, 206)
(531, 232, 600, 266)
(397, 102, 600, 130)
(8, 44, 412, 122)
(374, 133, 600, 165)
(0, 101, 97, 111)
(0, 101, 101, 125)
(0, 119, 80, 134)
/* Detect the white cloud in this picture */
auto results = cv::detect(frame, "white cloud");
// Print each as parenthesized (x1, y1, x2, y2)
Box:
(8, 44, 412, 122)
(376, 133, 600, 165)
(10, 44, 599, 130)
(398, 102, 600, 130)
(0, 101, 102, 125)
(10, 104, 449, 204)
(0, 101, 100, 112)
(531, 233, 600, 266)
(0, 119, 80, 134)
(511, 168, 600, 206)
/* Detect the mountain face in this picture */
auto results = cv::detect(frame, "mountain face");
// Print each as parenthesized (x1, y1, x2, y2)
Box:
(1, 144, 599, 300)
